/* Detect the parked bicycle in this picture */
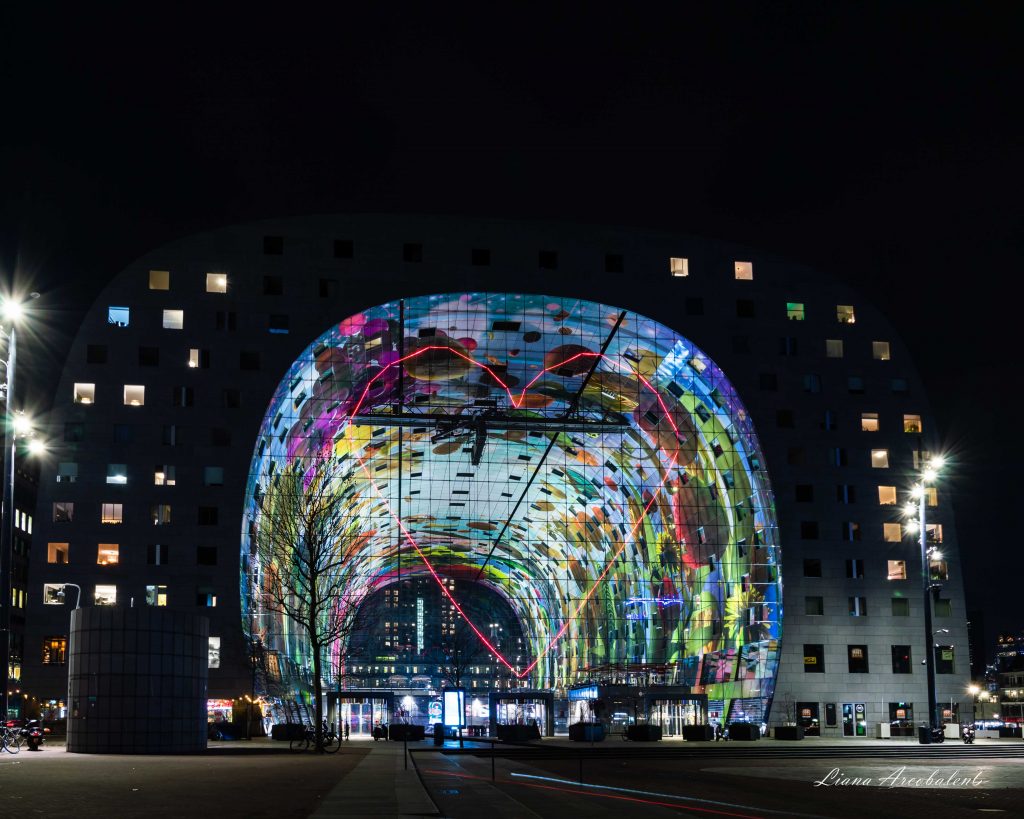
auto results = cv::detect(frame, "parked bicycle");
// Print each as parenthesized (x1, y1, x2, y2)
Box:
(289, 721, 341, 753)
(1, 725, 22, 754)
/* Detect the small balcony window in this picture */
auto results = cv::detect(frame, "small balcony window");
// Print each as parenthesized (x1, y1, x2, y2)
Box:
(883, 522, 902, 542)
(94, 585, 117, 606)
(108, 306, 130, 327)
(149, 270, 170, 290)
(903, 414, 923, 433)
(162, 309, 184, 330)
(47, 542, 69, 564)
(872, 341, 891, 360)
(43, 584, 67, 605)
(826, 339, 843, 358)
(106, 464, 127, 485)
(786, 302, 805, 321)
(734, 261, 753, 280)
(837, 304, 856, 324)
(97, 543, 120, 565)
(878, 486, 897, 505)
(669, 257, 689, 277)
(206, 273, 228, 293)
(101, 503, 123, 524)
(860, 412, 880, 432)
(154, 465, 176, 486)
(870, 449, 890, 469)
(887, 559, 907, 580)
(73, 383, 95, 404)
(145, 585, 168, 607)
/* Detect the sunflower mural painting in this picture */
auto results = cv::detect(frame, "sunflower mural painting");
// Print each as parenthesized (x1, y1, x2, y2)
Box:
(241, 293, 783, 720)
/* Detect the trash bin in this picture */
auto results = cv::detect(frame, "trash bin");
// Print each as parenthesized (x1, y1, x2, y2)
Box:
(433, 722, 444, 746)
(918, 725, 932, 744)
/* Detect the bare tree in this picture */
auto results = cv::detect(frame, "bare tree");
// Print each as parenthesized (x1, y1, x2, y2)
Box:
(253, 452, 360, 752)
(438, 614, 491, 690)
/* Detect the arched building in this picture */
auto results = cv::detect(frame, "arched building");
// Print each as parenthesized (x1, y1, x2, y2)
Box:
(24, 215, 968, 734)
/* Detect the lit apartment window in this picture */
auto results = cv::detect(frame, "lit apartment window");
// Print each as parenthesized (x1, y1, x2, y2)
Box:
(47, 542, 69, 564)
(878, 486, 897, 505)
(162, 309, 184, 330)
(887, 559, 908, 580)
(43, 584, 67, 605)
(101, 503, 123, 524)
(154, 465, 176, 486)
(57, 462, 78, 483)
(837, 304, 856, 324)
(826, 339, 843, 358)
(925, 487, 938, 507)
(929, 559, 949, 581)
(151, 504, 172, 526)
(883, 522, 902, 542)
(149, 270, 170, 290)
(189, 348, 209, 369)
(669, 257, 689, 277)
(145, 585, 168, 607)
(206, 273, 228, 293)
(73, 383, 95, 404)
(97, 544, 119, 565)
(903, 414, 922, 433)
(42, 636, 68, 665)
(870, 449, 889, 468)
(106, 464, 127, 485)
(861, 412, 880, 432)
(197, 587, 217, 607)
(734, 261, 753, 280)
(872, 341, 891, 360)
(786, 302, 805, 320)
(53, 502, 74, 523)
(108, 306, 130, 327)
(124, 385, 145, 406)
(926, 523, 944, 544)
(94, 585, 117, 606)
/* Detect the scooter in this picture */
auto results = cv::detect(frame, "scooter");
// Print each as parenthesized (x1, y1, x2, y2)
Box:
(961, 724, 976, 744)
(20, 720, 46, 751)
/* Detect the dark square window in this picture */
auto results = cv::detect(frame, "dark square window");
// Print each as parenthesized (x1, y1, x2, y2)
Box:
(800, 521, 819, 539)
(776, 409, 795, 428)
(795, 484, 814, 502)
(779, 337, 799, 356)
(263, 235, 283, 255)
(161, 425, 180, 446)
(538, 250, 558, 270)
(223, 388, 241, 409)
(891, 378, 909, 394)
(803, 558, 822, 577)
(821, 410, 837, 431)
(759, 373, 778, 391)
(211, 427, 231, 447)
(803, 374, 822, 393)
(113, 424, 132, 444)
(198, 506, 219, 525)
(147, 544, 169, 565)
(604, 253, 623, 273)
(845, 558, 864, 579)
(472, 248, 491, 266)
(891, 645, 912, 674)
(196, 545, 217, 566)
(263, 275, 283, 296)
(841, 521, 861, 541)
(240, 351, 261, 371)
(787, 446, 805, 466)
(138, 346, 159, 366)
(803, 644, 825, 673)
(848, 645, 869, 673)
(732, 335, 750, 354)
(268, 314, 289, 333)
(892, 597, 910, 616)
(64, 422, 85, 443)
(831, 447, 848, 466)
(319, 278, 339, 299)
(685, 297, 704, 316)
(333, 239, 353, 259)
(836, 484, 856, 503)
(171, 386, 194, 408)
(805, 596, 824, 616)
(86, 344, 108, 364)
(847, 376, 865, 394)
(736, 299, 755, 318)
(403, 243, 423, 263)
(215, 311, 237, 331)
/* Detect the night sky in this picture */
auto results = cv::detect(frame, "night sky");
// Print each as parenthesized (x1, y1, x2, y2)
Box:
(2, 6, 1020, 657)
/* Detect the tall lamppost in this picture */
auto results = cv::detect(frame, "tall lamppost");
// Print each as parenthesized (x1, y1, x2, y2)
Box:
(0, 293, 40, 720)
(905, 455, 945, 741)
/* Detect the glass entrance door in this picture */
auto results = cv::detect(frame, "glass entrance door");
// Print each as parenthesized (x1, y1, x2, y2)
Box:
(842, 702, 867, 737)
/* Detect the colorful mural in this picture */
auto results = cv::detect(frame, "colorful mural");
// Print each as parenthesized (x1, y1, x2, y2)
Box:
(242, 293, 782, 714)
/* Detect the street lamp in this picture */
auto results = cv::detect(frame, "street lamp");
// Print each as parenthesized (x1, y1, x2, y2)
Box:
(905, 454, 944, 741)
(1, 293, 41, 720)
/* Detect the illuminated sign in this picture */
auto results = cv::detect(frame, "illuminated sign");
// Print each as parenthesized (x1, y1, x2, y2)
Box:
(803, 656, 817, 664)
(624, 596, 686, 621)
(569, 684, 599, 701)
(443, 690, 465, 727)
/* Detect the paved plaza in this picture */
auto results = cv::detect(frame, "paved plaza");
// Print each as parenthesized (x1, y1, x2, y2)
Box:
(2, 737, 1023, 818)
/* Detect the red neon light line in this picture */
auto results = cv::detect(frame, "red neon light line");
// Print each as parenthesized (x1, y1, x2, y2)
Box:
(345, 345, 690, 678)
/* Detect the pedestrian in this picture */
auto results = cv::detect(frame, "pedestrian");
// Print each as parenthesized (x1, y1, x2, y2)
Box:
(344, 723, 350, 741)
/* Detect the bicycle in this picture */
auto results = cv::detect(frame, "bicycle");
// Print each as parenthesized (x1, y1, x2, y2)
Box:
(289, 723, 341, 753)
(1, 726, 22, 754)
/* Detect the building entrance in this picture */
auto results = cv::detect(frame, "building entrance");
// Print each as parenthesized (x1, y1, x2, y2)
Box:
(842, 702, 867, 737)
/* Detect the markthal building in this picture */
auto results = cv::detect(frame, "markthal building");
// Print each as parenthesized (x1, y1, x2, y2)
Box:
(24, 216, 969, 740)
